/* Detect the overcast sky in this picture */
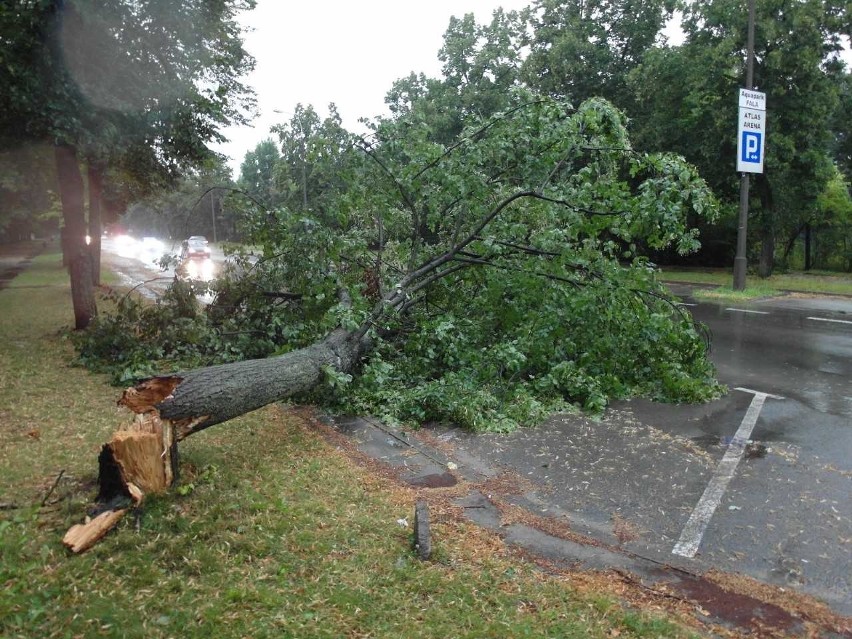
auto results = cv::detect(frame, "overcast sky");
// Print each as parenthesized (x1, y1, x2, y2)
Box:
(213, 1, 849, 177)
(214, 0, 534, 174)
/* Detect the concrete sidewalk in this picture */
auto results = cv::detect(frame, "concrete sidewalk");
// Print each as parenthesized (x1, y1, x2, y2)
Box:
(318, 414, 850, 637)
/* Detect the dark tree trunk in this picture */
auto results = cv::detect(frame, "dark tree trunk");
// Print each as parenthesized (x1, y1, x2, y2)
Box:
(804, 223, 812, 271)
(87, 163, 104, 286)
(758, 224, 775, 278)
(119, 327, 372, 440)
(55, 144, 97, 329)
(781, 224, 805, 262)
(756, 177, 775, 279)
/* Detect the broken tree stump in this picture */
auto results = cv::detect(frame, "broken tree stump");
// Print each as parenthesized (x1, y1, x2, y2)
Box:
(62, 379, 183, 553)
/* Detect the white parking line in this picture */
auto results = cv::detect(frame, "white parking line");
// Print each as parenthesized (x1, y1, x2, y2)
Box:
(725, 308, 770, 315)
(807, 316, 852, 326)
(672, 388, 784, 558)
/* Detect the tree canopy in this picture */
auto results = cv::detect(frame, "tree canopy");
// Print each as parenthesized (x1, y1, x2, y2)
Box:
(78, 92, 722, 432)
(0, 0, 256, 326)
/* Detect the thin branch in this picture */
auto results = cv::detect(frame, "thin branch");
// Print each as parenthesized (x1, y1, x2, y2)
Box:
(477, 238, 561, 258)
(355, 139, 419, 217)
(410, 99, 552, 182)
(451, 255, 583, 289)
(630, 287, 712, 350)
(402, 189, 537, 290)
(525, 192, 625, 217)
(41, 469, 66, 507)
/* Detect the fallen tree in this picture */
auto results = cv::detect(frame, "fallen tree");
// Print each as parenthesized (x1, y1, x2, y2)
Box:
(67, 94, 723, 550)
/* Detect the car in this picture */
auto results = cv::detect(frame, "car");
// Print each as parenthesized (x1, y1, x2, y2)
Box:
(180, 235, 211, 260)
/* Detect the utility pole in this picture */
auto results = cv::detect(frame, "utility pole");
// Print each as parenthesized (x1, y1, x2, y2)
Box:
(733, 0, 757, 291)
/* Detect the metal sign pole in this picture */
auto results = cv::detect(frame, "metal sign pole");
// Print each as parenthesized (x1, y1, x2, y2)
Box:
(733, 0, 757, 291)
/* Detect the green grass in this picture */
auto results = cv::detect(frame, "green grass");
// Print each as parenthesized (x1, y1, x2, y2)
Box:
(0, 248, 700, 638)
(659, 267, 852, 297)
(692, 283, 781, 302)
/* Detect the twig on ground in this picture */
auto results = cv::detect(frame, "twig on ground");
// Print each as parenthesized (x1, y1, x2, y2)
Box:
(41, 469, 66, 507)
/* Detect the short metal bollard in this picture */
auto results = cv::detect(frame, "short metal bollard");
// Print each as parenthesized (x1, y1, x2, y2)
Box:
(414, 499, 431, 560)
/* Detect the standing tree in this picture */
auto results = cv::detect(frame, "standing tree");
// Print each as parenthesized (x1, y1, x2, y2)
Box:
(385, 7, 526, 147)
(521, 0, 675, 109)
(238, 140, 282, 209)
(270, 104, 357, 224)
(628, 0, 849, 276)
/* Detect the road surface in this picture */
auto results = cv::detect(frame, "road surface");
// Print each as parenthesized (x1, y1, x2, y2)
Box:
(430, 286, 852, 614)
(101, 236, 229, 299)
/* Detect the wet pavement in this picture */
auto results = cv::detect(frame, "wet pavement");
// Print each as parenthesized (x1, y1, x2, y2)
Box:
(323, 287, 852, 627)
(0, 242, 45, 291)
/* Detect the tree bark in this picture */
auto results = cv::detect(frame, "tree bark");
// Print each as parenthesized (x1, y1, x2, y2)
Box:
(804, 223, 812, 271)
(55, 144, 97, 329)
(756, 177, 775, 279)
(119, 327, 372, 440)
(758, 223, 775, 278)
(63, 325, 372, 552)
(781, 223, 805, 263)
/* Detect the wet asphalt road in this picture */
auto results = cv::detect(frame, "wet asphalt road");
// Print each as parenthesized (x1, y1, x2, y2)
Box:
(102, 236, 227, 300)
(433, 286, 852, 614)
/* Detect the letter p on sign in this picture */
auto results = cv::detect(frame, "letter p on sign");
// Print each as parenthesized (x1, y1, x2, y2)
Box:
(742, 132, 761, 163)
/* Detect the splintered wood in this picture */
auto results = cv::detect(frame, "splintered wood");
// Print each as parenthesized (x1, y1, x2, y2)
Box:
(62, 508, 130, 554)
(108, 415, 173, 493)
(117, 376, 182, 413)
(63, 384, 180, 554)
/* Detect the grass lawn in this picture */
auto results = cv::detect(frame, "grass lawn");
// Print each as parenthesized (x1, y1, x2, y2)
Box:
(658, 266, 852, 298)
(1, 248, 705, 638)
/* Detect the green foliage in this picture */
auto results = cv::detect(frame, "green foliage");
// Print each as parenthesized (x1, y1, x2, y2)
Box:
(522, 0, 675, 106)
(0, 145, 61, 240)
(76, 91, 723, 431)
(627, 0, 849, 273)
(327, 259, 719, 431)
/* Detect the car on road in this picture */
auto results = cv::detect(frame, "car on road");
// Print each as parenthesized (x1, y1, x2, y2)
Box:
(180, 235, 211, 260)
(178, 235, 214, 281)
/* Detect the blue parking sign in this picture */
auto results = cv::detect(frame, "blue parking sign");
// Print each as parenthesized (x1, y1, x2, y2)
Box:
(736, 101, 765, 173)
(741, 131, 762, 163)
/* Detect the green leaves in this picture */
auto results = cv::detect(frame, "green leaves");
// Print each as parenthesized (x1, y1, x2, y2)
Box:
(76, 89, 722, 431)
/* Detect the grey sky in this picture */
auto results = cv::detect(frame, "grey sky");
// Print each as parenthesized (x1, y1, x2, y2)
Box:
(214, 1, 849, 177)
(215, 0, 532, 173)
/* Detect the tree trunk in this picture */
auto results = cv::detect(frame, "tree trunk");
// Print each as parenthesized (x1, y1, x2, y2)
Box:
(781, 224, 805, 263)
(64, 326, 371, 552)
(87, 163, 104, 286)
(804, 223, 812, 271)
(758, 223, 775, 278)
(756, 177, 775, 279)
(55, 144, 97, 329)
(119, 327, 372, 440)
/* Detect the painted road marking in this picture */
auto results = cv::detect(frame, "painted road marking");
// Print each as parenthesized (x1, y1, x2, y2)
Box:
(672, 388, 784, 558)
(678, 303, 698, 307)
(807, 316, 852, 326)
(725, 308, 770, 315)
(731, 387, 785, 400)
